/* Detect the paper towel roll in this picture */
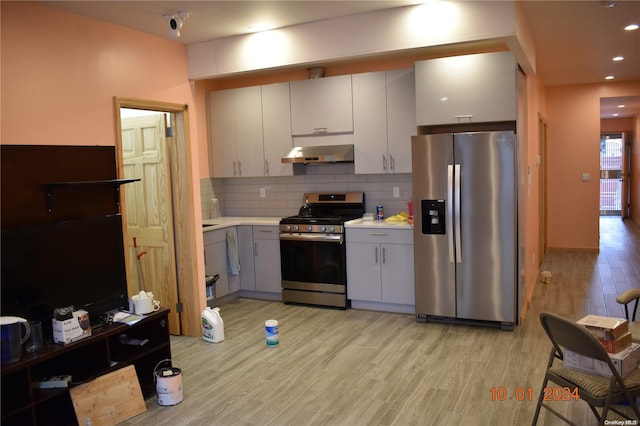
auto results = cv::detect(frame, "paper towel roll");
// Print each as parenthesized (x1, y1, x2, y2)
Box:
(211, 198, 220, 219)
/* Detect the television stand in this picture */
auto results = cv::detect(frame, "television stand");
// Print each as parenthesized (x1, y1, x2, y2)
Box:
(1, 308, 171, 426)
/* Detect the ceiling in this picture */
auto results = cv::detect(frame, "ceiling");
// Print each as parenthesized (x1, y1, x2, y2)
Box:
(39, 1, 640, 119)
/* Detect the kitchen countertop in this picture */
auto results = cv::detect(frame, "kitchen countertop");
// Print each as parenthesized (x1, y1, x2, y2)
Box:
(345, 218, 413, 230)
(202, 217, 281, 232)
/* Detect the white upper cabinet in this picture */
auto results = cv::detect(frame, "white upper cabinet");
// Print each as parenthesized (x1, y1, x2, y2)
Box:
(289, 75, 353, 136)
(261, 82, 293, 177)
(415, 51, 517, 126)
(353, 69, 415, 174)
(208, 86, 264, 178)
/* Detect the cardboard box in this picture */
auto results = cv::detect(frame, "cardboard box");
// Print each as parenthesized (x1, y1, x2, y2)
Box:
(577, 315, 629, 340)
(564, 342, 640, 378)
(599, 332, 632, 354)
(52, 310, 92, 344)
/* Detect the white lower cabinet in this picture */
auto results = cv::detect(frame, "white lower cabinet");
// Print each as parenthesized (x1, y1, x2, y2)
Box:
(238, 226, 256, 291)
(346, 228, 414, 307)
(204, 229, 230, 298)
(252, 226, 282, 294)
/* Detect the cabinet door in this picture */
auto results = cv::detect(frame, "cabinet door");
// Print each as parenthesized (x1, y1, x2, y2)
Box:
(235, 86, 264, 177)
(290, 75, 353, 135)
(237, 226, 255, 291)
(415, 52, 517, 125)
(208, 90, 238, 178)
(262, 82, 293, 177)
(381, 243, 414, 305)
(346, 242, 381, 301)
(254, 237, 281, 294)
(386, 69, 415, 173)
(353, 71, 388, 174)
(225, 227, 240, 294)
(204, 230, 229, 297)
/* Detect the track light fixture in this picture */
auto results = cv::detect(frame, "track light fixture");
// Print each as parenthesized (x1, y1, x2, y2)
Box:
(163, 11, 191, 39)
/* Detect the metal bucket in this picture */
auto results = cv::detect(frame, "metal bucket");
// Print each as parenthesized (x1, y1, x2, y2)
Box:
(154, 360, 183, 406)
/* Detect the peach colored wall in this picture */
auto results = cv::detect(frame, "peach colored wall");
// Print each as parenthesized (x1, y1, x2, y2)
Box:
(1, 2, 196, 147)
(545, 81, 640, 249)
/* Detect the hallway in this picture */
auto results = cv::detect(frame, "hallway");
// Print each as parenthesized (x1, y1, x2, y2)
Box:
(534, 217, 640, 320)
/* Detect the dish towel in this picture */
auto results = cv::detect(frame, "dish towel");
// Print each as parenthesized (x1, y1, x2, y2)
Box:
(226, 229, 241, 275)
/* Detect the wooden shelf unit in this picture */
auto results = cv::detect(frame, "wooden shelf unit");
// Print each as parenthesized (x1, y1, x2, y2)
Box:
(1, 309, 171, 426)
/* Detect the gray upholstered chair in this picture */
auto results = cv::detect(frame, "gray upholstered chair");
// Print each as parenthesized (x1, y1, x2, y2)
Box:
(532, 312, 640, 426)
(617, 289, 640, 322)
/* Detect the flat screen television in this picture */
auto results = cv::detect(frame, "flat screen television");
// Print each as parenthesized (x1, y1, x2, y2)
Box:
(1, 214, 129, 340)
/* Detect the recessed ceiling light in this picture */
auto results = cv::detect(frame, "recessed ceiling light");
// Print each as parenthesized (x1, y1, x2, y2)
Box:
(617, 104, 626, 108)
(248, 22, 274, 33)
(612, 56, 624, 61)
(612, 113, 619, 117)
(625, 23, 639, 31)
(605, 75, 615, 80)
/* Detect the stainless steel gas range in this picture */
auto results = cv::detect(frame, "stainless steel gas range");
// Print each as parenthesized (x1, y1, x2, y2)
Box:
(279, 192, 365, 309)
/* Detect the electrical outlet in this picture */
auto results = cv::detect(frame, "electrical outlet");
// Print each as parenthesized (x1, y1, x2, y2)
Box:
(260, 188, 266, 198)
(393, 187, 400, 198)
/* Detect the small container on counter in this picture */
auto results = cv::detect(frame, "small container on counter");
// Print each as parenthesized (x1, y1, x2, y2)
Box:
(376, 205, 384, 221)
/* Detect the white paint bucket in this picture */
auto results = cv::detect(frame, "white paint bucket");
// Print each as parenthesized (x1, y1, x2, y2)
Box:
(154, 360, 183, 406)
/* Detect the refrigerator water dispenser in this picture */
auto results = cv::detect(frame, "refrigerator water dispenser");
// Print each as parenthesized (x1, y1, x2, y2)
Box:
(421, 200, 446, 234)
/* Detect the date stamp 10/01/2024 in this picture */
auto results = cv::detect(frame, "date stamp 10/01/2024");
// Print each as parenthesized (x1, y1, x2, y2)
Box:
(489, 386, 580, 402)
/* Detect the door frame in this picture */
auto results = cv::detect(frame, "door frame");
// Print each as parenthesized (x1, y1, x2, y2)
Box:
(538, 113, 547, 263)
(114, 97, 200, 336)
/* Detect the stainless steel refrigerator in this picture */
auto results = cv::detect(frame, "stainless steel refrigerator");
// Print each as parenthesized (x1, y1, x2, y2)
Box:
(412, 130, 518, 330)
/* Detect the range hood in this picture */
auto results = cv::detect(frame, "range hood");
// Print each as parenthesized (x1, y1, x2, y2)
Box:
(281, 144, 354, 164)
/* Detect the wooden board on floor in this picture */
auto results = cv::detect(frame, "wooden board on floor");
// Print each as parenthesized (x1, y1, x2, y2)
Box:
(70, 365, 146, 426)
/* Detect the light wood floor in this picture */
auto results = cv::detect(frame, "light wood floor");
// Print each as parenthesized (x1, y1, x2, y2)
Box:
(122, 217, 640, 426)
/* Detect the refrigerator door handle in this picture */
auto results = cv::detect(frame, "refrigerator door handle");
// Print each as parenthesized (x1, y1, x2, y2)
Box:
(454, 163, 462, 263)
(447, 164, 455, 263)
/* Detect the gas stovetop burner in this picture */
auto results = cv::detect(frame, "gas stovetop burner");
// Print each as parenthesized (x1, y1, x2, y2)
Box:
(279, 192, 365, 229)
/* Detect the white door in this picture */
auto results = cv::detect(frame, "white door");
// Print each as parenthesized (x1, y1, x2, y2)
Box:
(120, 112, 180, 334)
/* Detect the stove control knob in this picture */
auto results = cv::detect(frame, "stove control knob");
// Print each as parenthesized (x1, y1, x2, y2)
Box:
(306, 225, 313, 232)
(293, 225, 299, 232)
(327, 226, 335, 233)
(319, 226, 326, 232)
(284, 225, 291, 232)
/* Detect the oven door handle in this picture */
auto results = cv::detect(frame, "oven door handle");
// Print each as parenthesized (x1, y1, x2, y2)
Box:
(279, 233, 344, 243)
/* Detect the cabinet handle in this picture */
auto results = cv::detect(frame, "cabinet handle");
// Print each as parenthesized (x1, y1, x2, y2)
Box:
(312, 127, 328, 134)
(370, 232, 388, 236)
(233, 161, 237, 176)
(259, 230, 273, 233)
(382, 247, 386, 264)
(454, 115, 473, 123)
(265, 160, 269, 176)
(254, 242, 257, 256)
(375, 246, 378, 264)
(238, 161, 242, 176)
(382, 154, 387, 171)
(390, 155, 395, 172)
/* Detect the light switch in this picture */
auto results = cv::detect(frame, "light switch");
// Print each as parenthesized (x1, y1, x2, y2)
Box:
(260, 188, 266, 198)
(393, 187, 400, 198)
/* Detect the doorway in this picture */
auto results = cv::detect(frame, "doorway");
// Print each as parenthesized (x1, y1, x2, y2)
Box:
(114, 98, 200, 336)
(599, 133, 628, 217)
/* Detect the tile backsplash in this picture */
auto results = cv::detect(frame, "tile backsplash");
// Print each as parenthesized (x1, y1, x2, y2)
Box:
(200, 163, 412, 219)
